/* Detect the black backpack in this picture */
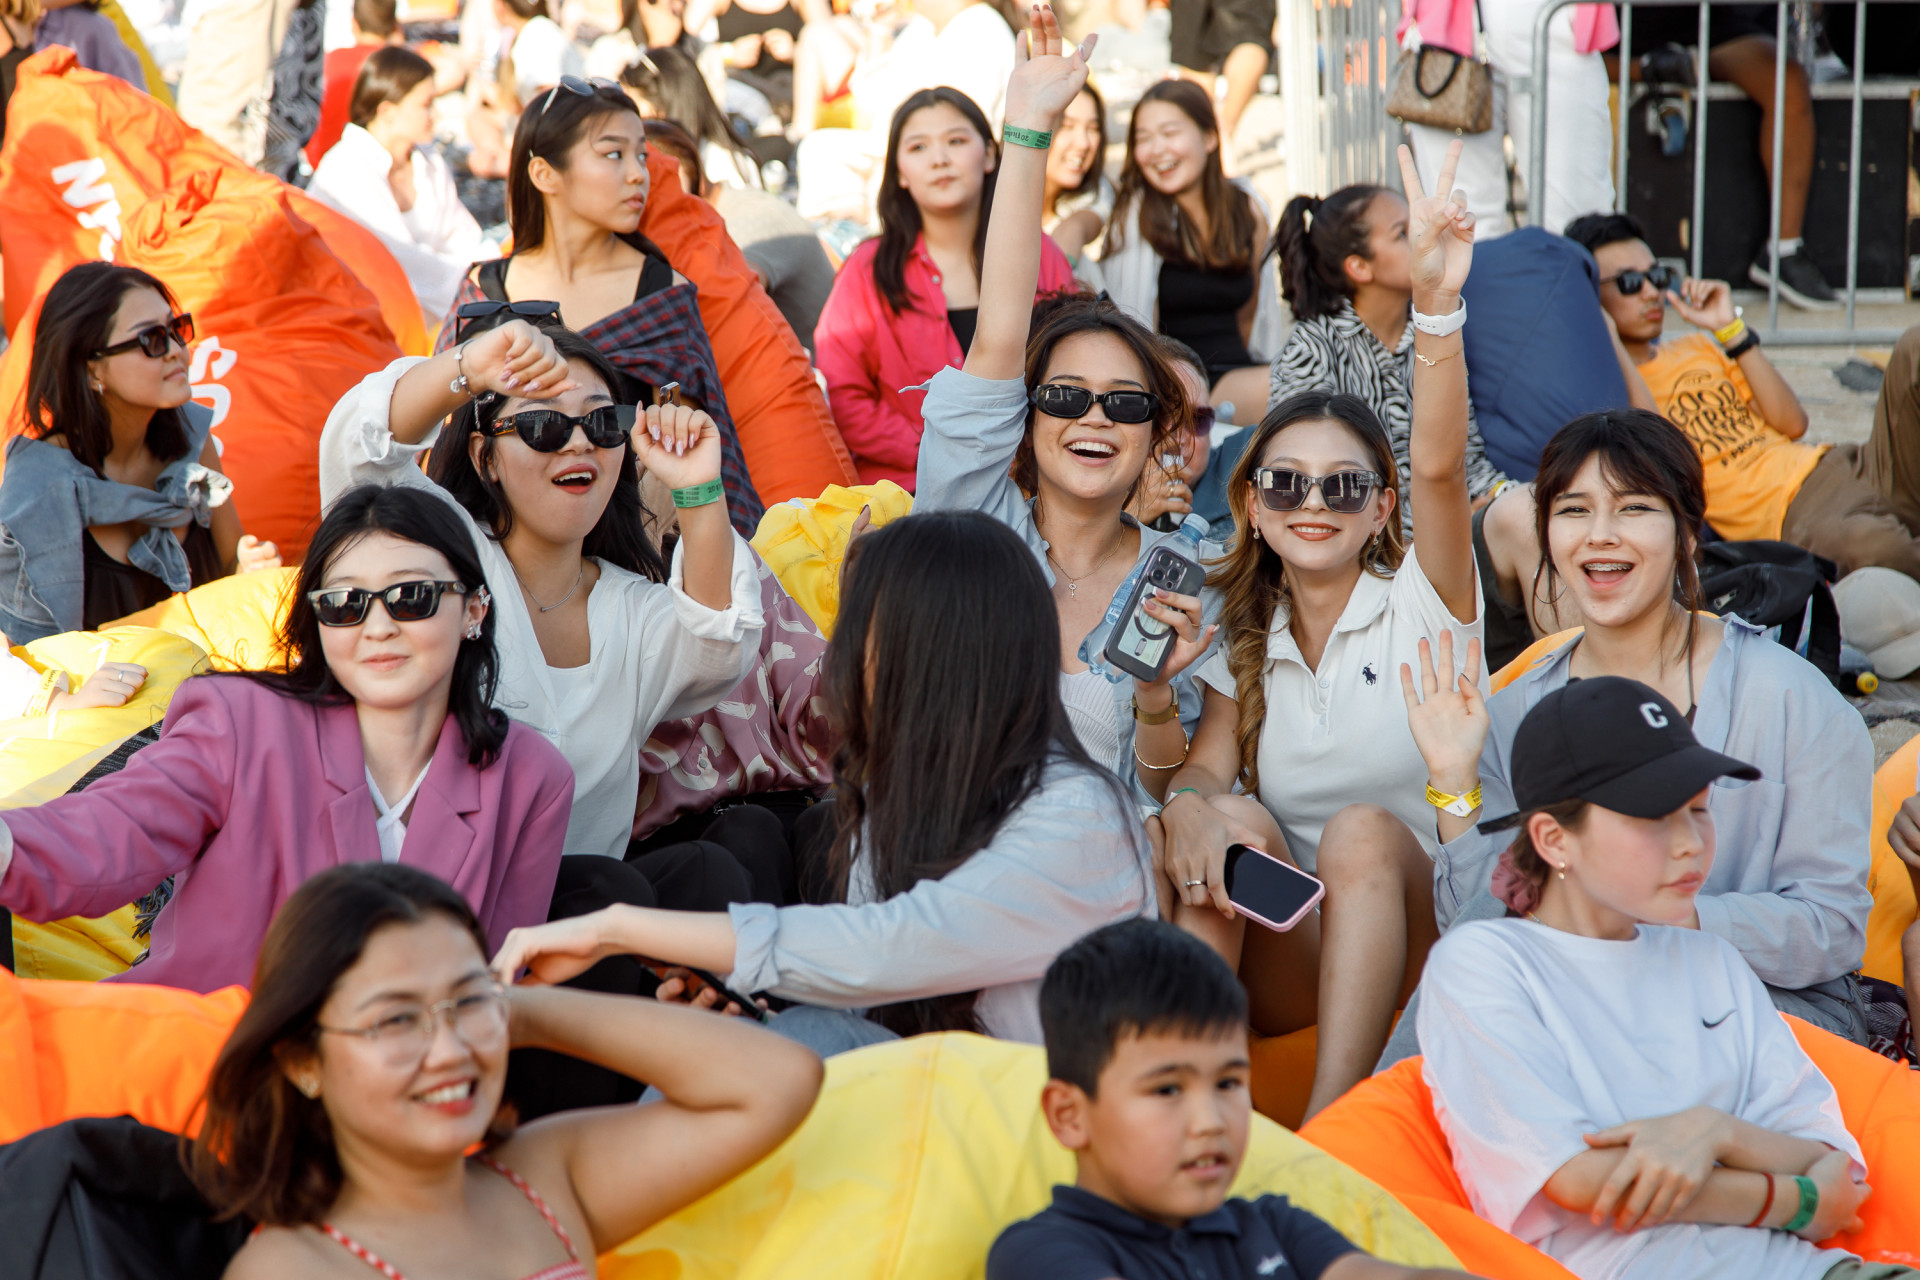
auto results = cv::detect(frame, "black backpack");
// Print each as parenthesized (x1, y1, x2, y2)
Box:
(1697, 540, 1841, 685)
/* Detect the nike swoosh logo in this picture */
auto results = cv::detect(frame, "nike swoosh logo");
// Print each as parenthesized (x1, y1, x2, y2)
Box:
(1702, 1010, 1735, 1028)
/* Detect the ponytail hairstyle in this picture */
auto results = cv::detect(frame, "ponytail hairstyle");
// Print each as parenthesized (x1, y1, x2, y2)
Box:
(1490, 799, 1590, 915)
(1209, 391, 1402, 794)
(872, 88, 997, 315)
(1269, 184, 1392, 321)
(1530, 409, 1706, 673)
(1108, 79, 1261, 272)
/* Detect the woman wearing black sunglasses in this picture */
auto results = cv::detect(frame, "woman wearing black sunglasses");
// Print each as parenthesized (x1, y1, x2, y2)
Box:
(913, 13, 1223, 807)
(1138, 140, 1484, 1122)
(0, 483, 574, 993)
(0, 262, 282, 647)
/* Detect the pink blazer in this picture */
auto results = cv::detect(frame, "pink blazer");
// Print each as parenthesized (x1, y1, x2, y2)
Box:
(815, 232, 1077, 490)
(0, 676, 574, 992)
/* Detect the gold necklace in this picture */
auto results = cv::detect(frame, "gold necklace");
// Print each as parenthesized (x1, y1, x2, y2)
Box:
(1046, 533, 1127, 599)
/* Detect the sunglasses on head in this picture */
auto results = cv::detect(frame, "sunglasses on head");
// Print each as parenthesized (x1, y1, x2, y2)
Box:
(482, 404, 635, 452)
(1029, 383, 1161, 425)
(1601, 264, 1679, 297)
(454, 299, 563, 344)
(92, 312, 194, 360)
(308, 580, 476, 627)
(1255, 467, 1384, 513)
(540, 74, 626, 116)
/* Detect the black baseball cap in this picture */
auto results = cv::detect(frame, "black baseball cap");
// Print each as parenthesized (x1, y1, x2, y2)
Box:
(1478, 676, 1760, 833)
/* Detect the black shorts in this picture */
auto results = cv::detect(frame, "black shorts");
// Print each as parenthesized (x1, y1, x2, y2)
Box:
(1169, 0, 1275, 72)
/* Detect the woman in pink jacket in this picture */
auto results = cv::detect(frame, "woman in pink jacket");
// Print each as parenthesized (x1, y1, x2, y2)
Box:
(0, 484, 575, 993)
(814, 86, 1077, 489)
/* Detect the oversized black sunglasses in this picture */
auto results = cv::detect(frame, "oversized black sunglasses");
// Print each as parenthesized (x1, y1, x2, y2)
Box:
(1255, 467, 1384, 513)
(1029, 384, 1160, 424)
(308, 580, 475, 627)
(1600, 264, 1679, 297)
(92, 312, 194, 360)
(483, 404, 635, 452)
(540, 74, 625, 116)
(454, 299, 563, 344)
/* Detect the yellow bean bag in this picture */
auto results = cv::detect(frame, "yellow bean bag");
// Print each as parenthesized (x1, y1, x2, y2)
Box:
(109, 567, 296, 672)
(602, 1033, 1459, 1280)
(4, 627, 211, 981)
(1866, 733, 1920, 988)
(750, 481, 913, 636)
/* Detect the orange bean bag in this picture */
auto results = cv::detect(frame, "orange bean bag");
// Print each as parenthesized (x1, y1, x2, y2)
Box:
(1491, 626, 1581, 694)
(1866, 734, 1920, 988)
(0, 967, 245, 1146)
(1300, 1017, 1920, 1274)
(637, 148, 857, 506)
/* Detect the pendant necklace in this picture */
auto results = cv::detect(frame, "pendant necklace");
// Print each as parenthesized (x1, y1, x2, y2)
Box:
(514, 564, 584, 613)
(1046, 532, 1127, 600)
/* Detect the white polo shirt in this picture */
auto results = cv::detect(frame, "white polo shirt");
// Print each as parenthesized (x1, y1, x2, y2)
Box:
(1195, 542, 1482, 872)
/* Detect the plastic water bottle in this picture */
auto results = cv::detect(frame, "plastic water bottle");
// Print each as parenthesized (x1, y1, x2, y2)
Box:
(1078, 513, 1211, 683)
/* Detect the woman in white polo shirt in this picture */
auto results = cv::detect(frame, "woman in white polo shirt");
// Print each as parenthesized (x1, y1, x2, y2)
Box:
(1136, 140, 1482, 1121)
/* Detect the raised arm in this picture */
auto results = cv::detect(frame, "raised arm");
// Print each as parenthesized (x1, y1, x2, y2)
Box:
(1666, 278, 1808, 438)
(1397, 141, 1476, 622)
(964, 6, 1094, 381)
(385, 320, 578, 445)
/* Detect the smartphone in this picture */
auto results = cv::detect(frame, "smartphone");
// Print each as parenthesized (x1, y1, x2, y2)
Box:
(1102, 545, 1205, 683)
(641, 961, 768, 1023)
(1224, 843, 1325, 931)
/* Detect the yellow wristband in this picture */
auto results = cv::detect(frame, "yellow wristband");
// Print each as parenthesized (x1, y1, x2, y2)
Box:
(1425, 782, 1484, 818)
(25, 668, 62, 717)
(1714, 317, 1747, 347)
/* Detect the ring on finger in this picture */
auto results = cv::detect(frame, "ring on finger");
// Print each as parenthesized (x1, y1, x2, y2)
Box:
(1183, 878, 1206, 887)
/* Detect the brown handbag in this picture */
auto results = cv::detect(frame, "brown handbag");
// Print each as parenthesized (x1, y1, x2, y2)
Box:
(1386, 0, 1494, 133)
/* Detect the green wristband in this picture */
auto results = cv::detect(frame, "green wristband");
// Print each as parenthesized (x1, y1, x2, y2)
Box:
(1164, 787, 1202, 810)
(1002, 124, 1053, 150)
(1781, 1174, 1818, 1233)
(670, 479, 724, 509)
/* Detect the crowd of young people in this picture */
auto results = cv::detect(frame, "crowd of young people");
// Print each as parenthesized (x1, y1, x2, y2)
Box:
(4, 5, 1920, 1278)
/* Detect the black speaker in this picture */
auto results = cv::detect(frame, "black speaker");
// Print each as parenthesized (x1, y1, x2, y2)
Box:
(1621, 90, 1915, 289)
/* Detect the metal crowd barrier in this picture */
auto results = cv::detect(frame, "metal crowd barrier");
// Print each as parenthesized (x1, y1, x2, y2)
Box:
(1531, 0, 1918, 345)
(1278, 0, 1398, 192)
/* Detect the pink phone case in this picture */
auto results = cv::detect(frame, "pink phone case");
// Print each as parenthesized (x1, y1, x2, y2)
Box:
(1227, 844, 1326, 932)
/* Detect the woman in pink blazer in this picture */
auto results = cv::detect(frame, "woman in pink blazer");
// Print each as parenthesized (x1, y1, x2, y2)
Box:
(0, 484, 575, 993)
(814, 87, 1078, 490)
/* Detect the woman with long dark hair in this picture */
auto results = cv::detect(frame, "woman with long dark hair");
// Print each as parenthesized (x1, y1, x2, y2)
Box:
(619, 43, 764, 188)
(0, 485, 573, 993)
(813, 86, 1076, 489)
(1139, 142, 1482, 1121)
(199, 862, 821, 1280)
(1401, 408, 1874, 1043)
(0, 262, 280, 645)
(488, 509, 1153, 1044)
(1097, 78, 1282, 421)
(437, 74, 763, 532)
(1041, 81, 1111, 265)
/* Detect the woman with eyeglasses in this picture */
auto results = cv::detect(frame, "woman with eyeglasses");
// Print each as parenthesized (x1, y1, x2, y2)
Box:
(0, 262, 281, 648)
(436, 72, 763, 534)
(197, 861, 821, 1280)
(1140, 141, 1483, 1122)
(914, 11, 1222, 805)
(0, 484, 574, 993)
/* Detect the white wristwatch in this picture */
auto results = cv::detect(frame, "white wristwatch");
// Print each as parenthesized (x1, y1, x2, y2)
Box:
(1411, 299, 1467, 337)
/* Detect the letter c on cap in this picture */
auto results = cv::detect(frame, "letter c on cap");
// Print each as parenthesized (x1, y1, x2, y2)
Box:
(1640, 702, 1669, 729)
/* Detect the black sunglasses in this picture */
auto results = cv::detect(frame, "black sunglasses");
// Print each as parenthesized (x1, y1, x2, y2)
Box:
(1030, 384, 1160, 425)
(308, 580, 473, 627)
(540, 74, 625, 116)
(1255, 467, 1383, 513)
(483, 404, 635, 452)
(455, 299, 563, 344)
(1600, 264, 1678, 297)
(92, 312, 194, 360)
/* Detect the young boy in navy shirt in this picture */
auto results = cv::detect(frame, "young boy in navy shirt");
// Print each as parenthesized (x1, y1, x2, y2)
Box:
(988, 920, 1477, 1280)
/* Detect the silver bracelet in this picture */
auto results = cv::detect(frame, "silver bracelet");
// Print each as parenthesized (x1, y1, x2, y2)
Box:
(1411, 299, 1466, 337)
(449, 342, 475, 397)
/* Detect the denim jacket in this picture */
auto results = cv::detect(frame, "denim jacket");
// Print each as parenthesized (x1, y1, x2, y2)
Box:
(914, 367, 1226, 805)
(0, 403, 230, 642)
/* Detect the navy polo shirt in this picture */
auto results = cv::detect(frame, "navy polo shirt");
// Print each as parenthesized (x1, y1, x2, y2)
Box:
(986, 1185, 1359, 1280)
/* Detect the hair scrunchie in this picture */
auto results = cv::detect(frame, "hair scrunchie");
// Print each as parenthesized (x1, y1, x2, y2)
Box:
(1490, 843, 1543, 915)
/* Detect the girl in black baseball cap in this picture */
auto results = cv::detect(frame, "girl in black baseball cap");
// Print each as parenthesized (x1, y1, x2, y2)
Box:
(1414, 677, 1886, 1280)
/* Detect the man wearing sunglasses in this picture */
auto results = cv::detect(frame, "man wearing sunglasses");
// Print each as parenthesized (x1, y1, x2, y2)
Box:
(1567, 211, 1920, 583)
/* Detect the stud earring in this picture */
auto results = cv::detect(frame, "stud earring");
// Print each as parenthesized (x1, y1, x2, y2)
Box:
(1556, 865, 1567, 880)
(466, 622, 483, 640)
(295, 1076, 320, 1099)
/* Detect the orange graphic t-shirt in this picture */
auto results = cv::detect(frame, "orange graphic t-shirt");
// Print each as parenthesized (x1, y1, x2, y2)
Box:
(1637, 333, 1829, 541)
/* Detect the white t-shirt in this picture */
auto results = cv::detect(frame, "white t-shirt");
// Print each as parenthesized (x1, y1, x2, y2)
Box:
(1194, 543, 1482, 871)
(507, 15, 586, 104)
(850, 2, 1014, 131)
(1418, 920, 1864, 1280)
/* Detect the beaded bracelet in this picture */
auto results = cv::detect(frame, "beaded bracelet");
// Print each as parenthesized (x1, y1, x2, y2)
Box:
(1002, 124, 1053, 150)
(671, 479, 725, 509)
